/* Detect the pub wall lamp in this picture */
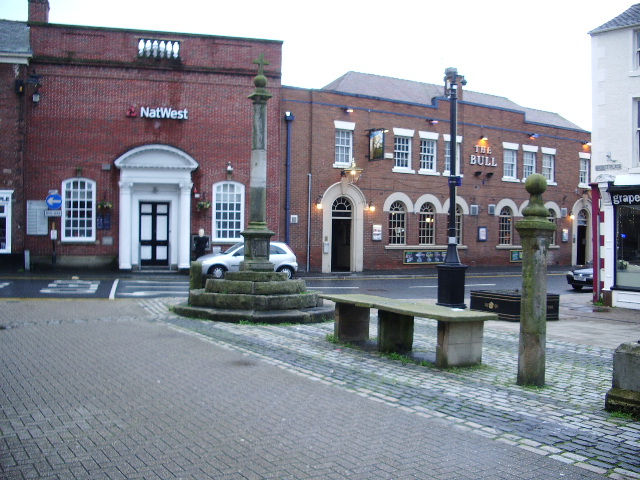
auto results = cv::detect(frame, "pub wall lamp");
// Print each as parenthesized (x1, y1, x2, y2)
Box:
(16, 70, 43, 103)
(226, 162, 234, 174)
(529, 133, 539, 139)
(315, 194, 323, 209)
(341, 160, 363, 183)
(366, 201, 376, 212)
(343, 107, 354, 113)
(427, 119, 439, 125)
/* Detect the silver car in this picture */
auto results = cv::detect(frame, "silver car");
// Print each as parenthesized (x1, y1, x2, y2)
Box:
(198, 242, 298, 279)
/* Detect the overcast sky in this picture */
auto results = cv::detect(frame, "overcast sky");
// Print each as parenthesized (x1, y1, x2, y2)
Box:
(1, 0, 635, 132)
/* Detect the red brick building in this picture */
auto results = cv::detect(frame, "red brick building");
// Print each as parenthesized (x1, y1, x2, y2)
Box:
(1, 0, 591, 272)
(282, 74, 592, 273)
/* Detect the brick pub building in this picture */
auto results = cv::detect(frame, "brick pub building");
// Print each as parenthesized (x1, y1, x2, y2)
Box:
(1, 0, 591, 272)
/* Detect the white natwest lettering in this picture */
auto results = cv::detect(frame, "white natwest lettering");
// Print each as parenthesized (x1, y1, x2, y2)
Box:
(139, 106, 189, 120)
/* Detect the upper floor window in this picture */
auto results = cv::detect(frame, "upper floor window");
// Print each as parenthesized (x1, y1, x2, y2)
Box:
(498, 206, 513, 245)
(636, 31, 640, 69)
(394, 137, 411, 169)
(542, 148, 556, 183)
(213, 181, 244, 242)
(335, 130, 353, 166)
(502, 143, 518, 180)
(388, 201, 406, 245)
(522, 147, 537, 179)
(579, 154, 590, 185)
(62, 178, 96, 242)
(420, 139, 437, 172)
(444, 135, 462, 175)
(334, 121, 355, 167)
(418, 202, 436, 245)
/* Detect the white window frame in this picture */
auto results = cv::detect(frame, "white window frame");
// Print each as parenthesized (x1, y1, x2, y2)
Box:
(541, 147, 556, 185)
(522, 145, 538, 180)
(388, 201, 407, 245)
(418, 131, 439, 175)
(443, 134, 462, 176)
(636, 30, 640, 70)
(392, 128, 414, 173)
(62, 178, 96, 242)
(212, 181, 245, 243)
(502, 142, 519, 181)
(498, 206, 513, 245)
(579, 153, 591, 187)
(0, 190, 13, 253)
(334, 121, 355, 168)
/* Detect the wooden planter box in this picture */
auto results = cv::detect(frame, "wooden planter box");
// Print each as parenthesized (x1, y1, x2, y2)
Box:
(469, 290, 559, 322)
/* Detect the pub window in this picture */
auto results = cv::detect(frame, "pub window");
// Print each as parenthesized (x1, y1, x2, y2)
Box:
(335, 129, 353, 166)
(419, 139, 437, 172)
(579, 156, 590, 185)
(394, 136, 411, 170)
(388, 201, 406, 245)
(455, 204, 463, 245)
(615, 203, 640, 289)
(444, 136, 462, 175)
(213, 181, 244, 242)
(523, 151, 536, 179)
(498, 206, 513, 245)
(62, 178, 96, 242)
(541, 148, 556, 183)
(548, 209, 557, 245)
(418, 202, 436, 245)
(503, 149, 517, 180)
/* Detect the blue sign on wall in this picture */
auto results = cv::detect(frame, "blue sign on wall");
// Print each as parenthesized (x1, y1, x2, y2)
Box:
(45, 194, 63, 210)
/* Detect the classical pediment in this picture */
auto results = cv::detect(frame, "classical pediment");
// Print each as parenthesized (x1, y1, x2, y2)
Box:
(114, 145, 198, 170)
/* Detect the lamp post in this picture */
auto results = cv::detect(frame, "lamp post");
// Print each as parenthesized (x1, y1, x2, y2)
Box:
(437, 67, 467, 308)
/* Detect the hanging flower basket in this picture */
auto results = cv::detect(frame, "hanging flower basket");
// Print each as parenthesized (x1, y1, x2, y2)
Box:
(97, 201, 113, 210)
(197, 201, 211, 211)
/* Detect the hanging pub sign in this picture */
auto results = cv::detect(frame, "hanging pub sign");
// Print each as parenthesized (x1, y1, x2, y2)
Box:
(369, 129, 385, 160)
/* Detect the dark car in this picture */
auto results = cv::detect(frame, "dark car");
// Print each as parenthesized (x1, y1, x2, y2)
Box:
(566, 265, 594, 291)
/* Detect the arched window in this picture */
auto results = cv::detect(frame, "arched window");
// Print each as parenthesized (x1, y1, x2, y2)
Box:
(548, 209, 557, 245)
(62, 178, 96, 242)
(498, 206, 513, 245)
(455, 205, 463, 245)
(418, 202, 435, 245)
(213, 181, 244, 242)
(388, 201, 406, 245)
(332, 197, 352, 218)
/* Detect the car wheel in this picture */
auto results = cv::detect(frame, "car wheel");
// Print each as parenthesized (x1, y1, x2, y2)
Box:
(208, 265, 227, 278)
(571, 285, 583, 291)
(277, 266, 294, 279)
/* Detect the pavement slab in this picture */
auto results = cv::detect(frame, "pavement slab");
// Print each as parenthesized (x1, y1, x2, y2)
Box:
(0, 296, 638, 479)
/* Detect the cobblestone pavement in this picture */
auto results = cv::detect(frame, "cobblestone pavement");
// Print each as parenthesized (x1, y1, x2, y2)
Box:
(0, 296, 638, 479)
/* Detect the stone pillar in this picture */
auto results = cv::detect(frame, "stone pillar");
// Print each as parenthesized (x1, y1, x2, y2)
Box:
(118, 181, 133, 269)
(605, 342, 640, 415)
(514, 174, 556, 386)
(178, 182, 192, 269)
(240, 54, 275, 273)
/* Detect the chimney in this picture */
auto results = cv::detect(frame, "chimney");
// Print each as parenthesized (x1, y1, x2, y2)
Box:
(28, 0, 50, 23)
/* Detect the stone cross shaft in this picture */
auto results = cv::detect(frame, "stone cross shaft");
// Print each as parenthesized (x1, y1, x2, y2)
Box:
(240, 55, 275, 273)
(514, 173, 556, 386)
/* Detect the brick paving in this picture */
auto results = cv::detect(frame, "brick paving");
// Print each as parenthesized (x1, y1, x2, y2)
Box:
(0, 296, 638, 479)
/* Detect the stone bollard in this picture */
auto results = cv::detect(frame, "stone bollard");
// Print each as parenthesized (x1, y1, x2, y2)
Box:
(190, 261, 203, 291)
(514, 174, 556, 387)
(605, 342, 640, 416)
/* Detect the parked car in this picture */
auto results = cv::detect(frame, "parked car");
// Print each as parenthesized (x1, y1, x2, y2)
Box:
(198, 242, 298, 279)
(566, 264, 594, 291)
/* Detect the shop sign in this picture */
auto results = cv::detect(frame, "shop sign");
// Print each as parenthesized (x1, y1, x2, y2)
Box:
(469, 145, 497, 167)
(595, 163, 622, 171)
(140, 106, 189, 120)
(127, 106, 189, 120)
(611, 193, 640, 206)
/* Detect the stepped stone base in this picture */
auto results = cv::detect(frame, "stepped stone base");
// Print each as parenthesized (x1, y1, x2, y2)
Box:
(175, 263, 335, 324)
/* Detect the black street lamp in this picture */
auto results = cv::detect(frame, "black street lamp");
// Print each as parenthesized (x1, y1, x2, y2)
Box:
(437, 67, 467, 308)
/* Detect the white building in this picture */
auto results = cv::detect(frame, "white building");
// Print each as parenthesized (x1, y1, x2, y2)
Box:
(590, 3, 640, 308)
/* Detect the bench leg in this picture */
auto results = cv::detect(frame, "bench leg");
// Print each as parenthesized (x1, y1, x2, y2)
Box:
(436, 321, 484, 368)
(334, 303, 370, 343)
(378, 310, 414, 353)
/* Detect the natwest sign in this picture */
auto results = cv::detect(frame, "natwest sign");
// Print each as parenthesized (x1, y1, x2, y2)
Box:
(140, 106, 189, 120)
(127, 106, 189, 120)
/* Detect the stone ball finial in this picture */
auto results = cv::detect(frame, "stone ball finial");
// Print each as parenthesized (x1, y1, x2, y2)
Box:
(522, 173, 549, 217)
(524, 173, 547, 195)
(254, 74, 267, 88)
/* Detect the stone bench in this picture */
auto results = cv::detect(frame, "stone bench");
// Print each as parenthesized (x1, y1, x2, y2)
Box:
(319, 293, 498, 368)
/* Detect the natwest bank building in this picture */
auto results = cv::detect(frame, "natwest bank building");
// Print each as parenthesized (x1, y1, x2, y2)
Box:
(2, 0, 283, 271)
